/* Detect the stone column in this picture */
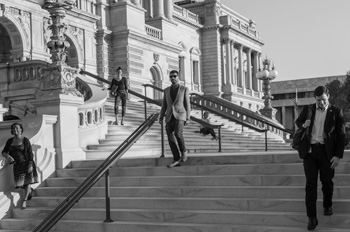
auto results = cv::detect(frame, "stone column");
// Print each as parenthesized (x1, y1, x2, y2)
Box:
(164, 0, 173, 20)
(257, 52, 262, 93)
(132, 0, 141, 6)
(246, 48, 252, 91)
(144, 0, 153, 19)
(154, 0, 164, 18)
(221, 39, 227, 86)
(237, 44, 244, 88)
(230, 41, 236, 85)
(282, 106, 286, 127)
(225, 39, 232, 85)
(252, 51, 259, 92)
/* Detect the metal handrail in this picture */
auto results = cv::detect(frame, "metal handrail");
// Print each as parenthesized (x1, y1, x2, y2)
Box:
(192, 93, 293, 134)
(191, 100, 268, 151)
(33, 113, 159, 232)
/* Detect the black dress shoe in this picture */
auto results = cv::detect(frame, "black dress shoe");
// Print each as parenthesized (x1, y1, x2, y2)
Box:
(307, 217, 318, 230)
(324, 207, 333, 216)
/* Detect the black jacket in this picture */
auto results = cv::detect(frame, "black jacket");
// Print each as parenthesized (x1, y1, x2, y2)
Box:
(295, 103, 345, 160)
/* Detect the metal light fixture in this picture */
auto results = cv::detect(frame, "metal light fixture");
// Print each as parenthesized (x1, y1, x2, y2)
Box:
(256, 58, 278, 120)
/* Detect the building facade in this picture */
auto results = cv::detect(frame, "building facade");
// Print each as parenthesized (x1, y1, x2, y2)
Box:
(0, 0, 266, 119)
(271, 75, 347, 130)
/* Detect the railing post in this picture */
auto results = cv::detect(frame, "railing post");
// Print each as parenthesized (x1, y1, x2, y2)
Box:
(218, 127, 222, 152)
(104, 169, 113, 222)
(144, 85, 147, 120)
(160, 120, 165, 157)
(265, 129, 268, 151)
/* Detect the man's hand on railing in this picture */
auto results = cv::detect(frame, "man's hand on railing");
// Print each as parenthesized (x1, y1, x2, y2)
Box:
(159, 117, 163, 124)
(185, 119, 190, 126)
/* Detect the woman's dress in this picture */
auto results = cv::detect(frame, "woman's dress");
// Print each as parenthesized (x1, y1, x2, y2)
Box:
(9, 144, 38, 188)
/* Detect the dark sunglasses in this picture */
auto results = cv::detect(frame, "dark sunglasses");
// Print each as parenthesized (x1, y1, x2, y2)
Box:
(170, 75, 178, 78)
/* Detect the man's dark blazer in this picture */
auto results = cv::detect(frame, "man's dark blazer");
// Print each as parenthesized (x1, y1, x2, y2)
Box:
(295, 103, 345, 160)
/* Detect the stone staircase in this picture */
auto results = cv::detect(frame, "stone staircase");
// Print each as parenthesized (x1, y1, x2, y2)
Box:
(85, 97, 291, 159)
(0, 151, 350, 231)
(4, 97, 349, 231)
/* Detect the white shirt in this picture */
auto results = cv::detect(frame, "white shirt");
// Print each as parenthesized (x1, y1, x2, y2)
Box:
(310, 105, 328, 144)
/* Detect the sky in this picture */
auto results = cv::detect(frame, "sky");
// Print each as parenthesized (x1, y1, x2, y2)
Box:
(220, 0, 350, 81)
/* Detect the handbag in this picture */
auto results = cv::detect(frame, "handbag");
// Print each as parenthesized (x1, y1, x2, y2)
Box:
(292, 128, 307, 150)
(292, 105, 312, 150)
(108, 84, 118, 96)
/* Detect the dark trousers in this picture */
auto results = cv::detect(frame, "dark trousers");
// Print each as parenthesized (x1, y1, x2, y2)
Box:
(114, 90, 127, 116)
(165, 118, 186, 161)
(303, 144, 335, 217)
(200, 127, 217, 139)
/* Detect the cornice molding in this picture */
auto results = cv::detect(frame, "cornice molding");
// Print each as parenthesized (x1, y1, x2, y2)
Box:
(173, 15, 203, 30)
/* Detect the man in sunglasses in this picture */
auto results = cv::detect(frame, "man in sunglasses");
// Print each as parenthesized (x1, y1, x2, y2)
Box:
(159, 70, 191, 168)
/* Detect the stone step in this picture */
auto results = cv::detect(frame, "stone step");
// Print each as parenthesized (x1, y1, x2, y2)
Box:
(103, 134, 268, 142)
(87, 141, 288, 150)
(78, 152, 303, 167)
(1, 210, 350, 230)
(33, 185, 350, 199)
(78, 151, 350, 167)
(55, 162, 350, 177)
(0, 226, 349, 232)
(22, 197, 350, 214)
(1, 218, 350, 232)
(85, 146, 293, 159)
(43, 174, 350, 188)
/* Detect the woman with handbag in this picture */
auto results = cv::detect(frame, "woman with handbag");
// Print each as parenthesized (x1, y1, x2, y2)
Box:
(2, 123, 38, 209)
(108, 67, 129, 125)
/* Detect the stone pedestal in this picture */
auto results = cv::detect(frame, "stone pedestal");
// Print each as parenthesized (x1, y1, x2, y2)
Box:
(260, 107, 277, 121)
(0, 104, 8, 121)
(147, 17, 178, 43)
(110, 1, 146, 33)
(32, 94, 84, 169)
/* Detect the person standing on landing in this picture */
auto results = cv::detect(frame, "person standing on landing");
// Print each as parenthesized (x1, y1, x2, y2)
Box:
(108, 67, 128, 125)
(295, 85, 345, 230)
(159, 70, 191, 168)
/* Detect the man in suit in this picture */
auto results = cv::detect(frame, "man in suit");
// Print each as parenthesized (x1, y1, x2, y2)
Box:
(159, 70, 191, 168)
(295, 85, 345, 230)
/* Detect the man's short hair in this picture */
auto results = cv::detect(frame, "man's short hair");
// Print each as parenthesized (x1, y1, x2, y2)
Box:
(314, 86, 329, 97)
(169, 70, 179, 76)
(116, 67, 122, 71)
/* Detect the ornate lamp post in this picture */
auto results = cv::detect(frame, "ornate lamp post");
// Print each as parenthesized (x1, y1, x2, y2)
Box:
(39, 0, 82, 97)
(256, 58, 278, 120)
(31, 0, 85, 169)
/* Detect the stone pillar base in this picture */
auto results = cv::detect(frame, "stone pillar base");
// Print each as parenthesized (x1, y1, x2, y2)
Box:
(0, 104, 8, 122)
(223, 83, 237, 93)
(31, 94, 85, 169)
(260, 107, 278, 121)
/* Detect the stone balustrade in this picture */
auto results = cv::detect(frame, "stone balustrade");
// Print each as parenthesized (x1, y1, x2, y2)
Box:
(145, 25, 162, 39)
(173, 4, 201, 25)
